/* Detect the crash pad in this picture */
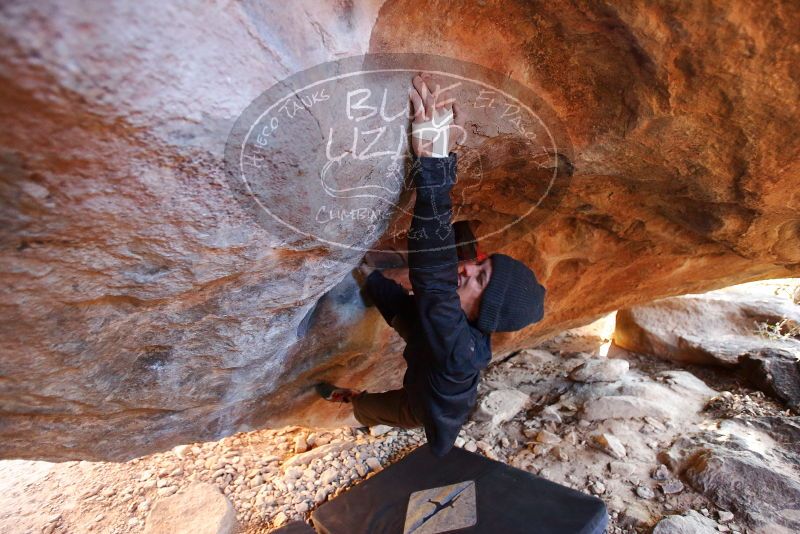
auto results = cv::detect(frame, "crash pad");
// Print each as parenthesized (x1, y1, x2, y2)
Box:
(310, 444, 608, 534)
(271, 521, 317, 533)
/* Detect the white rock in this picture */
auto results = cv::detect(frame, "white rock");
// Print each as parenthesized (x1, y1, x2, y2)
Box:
(652, 510, 718, 534)
(718, 511, 734, 523)
(589, 433, 627, 459)
(365, 457, 382, 471)
(157, 486, 178, 497)
(173, 444, 190, 458)
(320, 468, 338, 485)
(476, 389, 529, 425)
(314, 487, 329, 503)
(539, 406, 562, 424)
(294, 435, 308, 454)
(608, 461, 635, 477)
(582, 395, 673, 421)
(369, 424, 392, 437)
(144, 483, 236, 534)
(283, 440, 356, 469)
(569, 358, 629, 383)
(295, 501, 310, 513)
(284, 467, 304, 480)
(535, 430, 561, 444)
(273, 512, 288, 528)
(355, 463, 368, 477)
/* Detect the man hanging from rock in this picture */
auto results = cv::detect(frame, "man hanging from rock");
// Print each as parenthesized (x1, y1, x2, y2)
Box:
(316, 72, 546, 458)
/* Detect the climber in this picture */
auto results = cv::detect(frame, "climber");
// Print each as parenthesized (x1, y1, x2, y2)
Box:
(316, 73, 546, 458)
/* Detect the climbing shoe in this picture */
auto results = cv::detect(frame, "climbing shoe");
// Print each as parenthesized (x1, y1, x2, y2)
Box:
(315, 382, 360, 403)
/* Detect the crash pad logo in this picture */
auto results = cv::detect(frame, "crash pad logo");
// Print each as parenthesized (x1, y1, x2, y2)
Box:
(403, 480, 477, 533)
(223, 53, 572, 253)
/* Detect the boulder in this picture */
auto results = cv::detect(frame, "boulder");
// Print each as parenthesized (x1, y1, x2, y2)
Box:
(652, 510, 718, 534)
(614, 288, 800, 408)
(2, 0, 800, 460)
(143, 483, 236, 534)
(737, 348, 800, 410)
(663, 417, 800, 531)
(614, 289, 800, 366)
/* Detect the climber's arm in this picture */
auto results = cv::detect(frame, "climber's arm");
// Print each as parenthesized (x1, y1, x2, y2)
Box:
(365, 269, 414, 328)
(407, 154, 481, 378)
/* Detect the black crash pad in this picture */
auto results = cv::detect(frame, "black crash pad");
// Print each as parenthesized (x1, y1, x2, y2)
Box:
(310, 444, 608, 534)
(271, 521, 317, 533)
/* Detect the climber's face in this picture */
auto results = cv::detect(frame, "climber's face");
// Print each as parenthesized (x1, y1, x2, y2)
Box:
(457, 257, 492, 323)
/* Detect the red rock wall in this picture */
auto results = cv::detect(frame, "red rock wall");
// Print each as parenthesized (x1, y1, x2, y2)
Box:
(1, 0, 798, 460)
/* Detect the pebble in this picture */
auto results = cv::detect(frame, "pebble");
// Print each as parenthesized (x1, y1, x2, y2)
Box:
(157, 486, 178, 497)
(652, 464, 670, 481)
(294, 435, 308, 454)
(589, 433, 627, 459)
(285, 467, 304, 480)
(540, 406, 562, 424)
(295, 501, 310, 513)
(273, 512, 288, 527)
(355, 463, 368, 477)
(636, 485, 655, 499)
(589, 481, 606, 495)
(660, 479, 684, 494)
(551, 446, 569, 462)
(465, 441, 477, 453)
(536, 430, 561, 444)
(365, 457, 382, 471)
(320, 468, 338, 485)
(173, 444, 190, 458)
(718, 510, 734, 523)
(369, 425, 392, 437)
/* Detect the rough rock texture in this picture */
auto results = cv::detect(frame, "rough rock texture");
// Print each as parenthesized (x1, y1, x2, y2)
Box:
(143, 482, 236, 534)
(663, 417, 800, 532)
(738, 348, 800, 409)
(569, 358, 629, 383)
(613, 286, 800, 407)
(2, 0, 800, 460)
(614, 287, 800, 365)
(652, 510, 718, 534)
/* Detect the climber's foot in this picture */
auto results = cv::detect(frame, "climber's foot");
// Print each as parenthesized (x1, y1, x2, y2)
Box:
(315, 382, 360, 403)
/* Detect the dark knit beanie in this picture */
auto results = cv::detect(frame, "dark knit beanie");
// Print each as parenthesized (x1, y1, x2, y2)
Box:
(476, 253, 546, 334)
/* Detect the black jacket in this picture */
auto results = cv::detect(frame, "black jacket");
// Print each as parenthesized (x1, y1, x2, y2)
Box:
(366, 152, 492, 457)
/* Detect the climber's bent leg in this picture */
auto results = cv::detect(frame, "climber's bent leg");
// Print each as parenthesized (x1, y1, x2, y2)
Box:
(351, 388, 422, 429)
